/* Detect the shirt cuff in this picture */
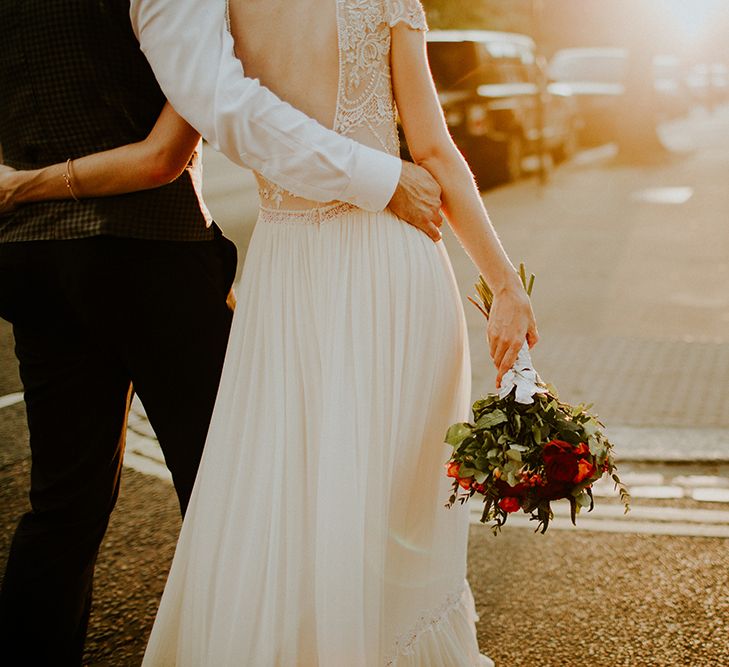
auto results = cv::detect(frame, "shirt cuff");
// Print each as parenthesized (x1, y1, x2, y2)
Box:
(341, 145, 402, 212)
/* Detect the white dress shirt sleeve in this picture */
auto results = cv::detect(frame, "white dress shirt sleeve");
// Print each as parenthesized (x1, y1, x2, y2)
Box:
(128, 0, 401, 212)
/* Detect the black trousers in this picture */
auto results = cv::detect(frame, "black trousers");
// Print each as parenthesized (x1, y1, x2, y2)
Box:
(0, 232, 237, 666)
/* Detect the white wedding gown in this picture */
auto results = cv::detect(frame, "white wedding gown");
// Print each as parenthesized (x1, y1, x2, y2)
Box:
(143, 1, 491, 665)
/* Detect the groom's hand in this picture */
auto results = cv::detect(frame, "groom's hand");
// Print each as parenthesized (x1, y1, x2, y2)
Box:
(388, 161, 443, 242)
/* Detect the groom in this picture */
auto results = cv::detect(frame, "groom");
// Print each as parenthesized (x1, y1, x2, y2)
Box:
(0, 0, 442, 665)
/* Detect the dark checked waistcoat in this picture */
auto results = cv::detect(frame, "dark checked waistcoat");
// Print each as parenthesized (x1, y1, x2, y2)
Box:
(0, 0, 214, 242)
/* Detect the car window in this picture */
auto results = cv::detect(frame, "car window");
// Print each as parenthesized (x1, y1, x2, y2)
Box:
(427, 42, 481, 90)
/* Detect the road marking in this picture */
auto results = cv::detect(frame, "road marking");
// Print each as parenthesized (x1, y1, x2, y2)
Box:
(631, 187, 694, 205)
(470, 502, 729, 538)
(123, 431, 170, 482)
(123, 450, 172, 483)
(0, 392, 23, 409)
(471, 513, 729, 539)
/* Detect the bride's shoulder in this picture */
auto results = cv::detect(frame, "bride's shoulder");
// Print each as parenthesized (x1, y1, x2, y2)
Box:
(382, 0, 428, 31)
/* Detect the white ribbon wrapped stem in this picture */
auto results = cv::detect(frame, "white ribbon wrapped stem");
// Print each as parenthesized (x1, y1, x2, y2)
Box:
(497, 341, 547, 404)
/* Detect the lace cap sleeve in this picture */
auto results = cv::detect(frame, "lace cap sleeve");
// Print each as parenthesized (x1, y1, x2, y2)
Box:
(384, 0, 428, 31)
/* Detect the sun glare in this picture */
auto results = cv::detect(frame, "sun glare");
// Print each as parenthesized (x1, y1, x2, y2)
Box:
(663, 0, 725, 40)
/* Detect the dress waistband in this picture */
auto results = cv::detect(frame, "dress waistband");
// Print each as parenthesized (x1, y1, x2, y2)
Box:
(258, 201, 359, 225)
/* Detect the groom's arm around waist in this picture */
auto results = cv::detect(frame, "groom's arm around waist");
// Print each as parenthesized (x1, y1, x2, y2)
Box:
(129, 0, 401, 212)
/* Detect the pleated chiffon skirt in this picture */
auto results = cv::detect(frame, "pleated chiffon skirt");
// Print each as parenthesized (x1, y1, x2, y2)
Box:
(143, 205, 484, 666)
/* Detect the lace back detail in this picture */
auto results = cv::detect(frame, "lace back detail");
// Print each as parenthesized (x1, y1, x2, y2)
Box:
(333, 0, 427, 157)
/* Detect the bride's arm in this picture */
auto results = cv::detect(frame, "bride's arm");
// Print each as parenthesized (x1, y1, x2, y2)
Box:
(391, 24, 539, 383)
(1, 103, 199, 207)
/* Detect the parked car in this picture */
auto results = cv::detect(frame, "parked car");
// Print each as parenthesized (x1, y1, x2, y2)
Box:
(420, 30, 579, 187)
(548, 48, 689, 146)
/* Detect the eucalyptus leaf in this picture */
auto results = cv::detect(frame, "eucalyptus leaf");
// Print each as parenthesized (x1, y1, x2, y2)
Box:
(582, 420, 598, 437)
(445, 423, 472, 446)
(476, 409, 508, 430)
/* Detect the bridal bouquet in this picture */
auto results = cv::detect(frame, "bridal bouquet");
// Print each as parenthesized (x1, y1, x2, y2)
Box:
(444, 266, 630, 534)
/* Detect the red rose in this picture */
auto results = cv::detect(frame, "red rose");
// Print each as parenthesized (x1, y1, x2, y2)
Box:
(543, 440, 579, 484)
(574, 458, 597, 484)
(446, 461, 461, 479)
(499, 497, 521, 513)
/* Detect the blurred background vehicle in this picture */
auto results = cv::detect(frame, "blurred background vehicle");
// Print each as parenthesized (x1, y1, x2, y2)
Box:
(687, 62, 729, 110)
(416, 30, 579, 188)
(652, 54, 692, 119)
(548, 47, 690, 146)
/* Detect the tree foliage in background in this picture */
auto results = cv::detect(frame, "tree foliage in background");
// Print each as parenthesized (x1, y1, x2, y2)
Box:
(422, 0, 531, 33)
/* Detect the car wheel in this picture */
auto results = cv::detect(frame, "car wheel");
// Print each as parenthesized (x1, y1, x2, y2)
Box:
(553, 124, 578, 163)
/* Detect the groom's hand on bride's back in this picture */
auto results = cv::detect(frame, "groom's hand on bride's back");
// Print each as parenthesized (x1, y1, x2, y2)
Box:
(388, 161, 443, 242)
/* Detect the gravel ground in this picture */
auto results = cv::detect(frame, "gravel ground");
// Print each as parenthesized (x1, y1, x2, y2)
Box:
(2, 457, 728, 667)
(0, 460, 180, 667)
(469, 527, 729, 667)
(0, 322, 20, 397)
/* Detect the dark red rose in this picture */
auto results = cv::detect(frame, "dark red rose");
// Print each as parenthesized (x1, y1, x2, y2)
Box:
(499, 497, 521, 513)
(535, 479, 572, 501)
(495, 479, 529, 498)
(543, 440, 579, 484)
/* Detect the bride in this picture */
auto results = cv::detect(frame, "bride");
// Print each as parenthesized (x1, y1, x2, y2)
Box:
(1, 0, 537, 663)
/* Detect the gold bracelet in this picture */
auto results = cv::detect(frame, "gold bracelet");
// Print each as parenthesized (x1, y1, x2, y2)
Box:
(63, 158, 79, 202)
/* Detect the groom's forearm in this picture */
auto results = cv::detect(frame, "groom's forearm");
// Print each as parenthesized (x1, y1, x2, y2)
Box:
(129, 0, 401, 212)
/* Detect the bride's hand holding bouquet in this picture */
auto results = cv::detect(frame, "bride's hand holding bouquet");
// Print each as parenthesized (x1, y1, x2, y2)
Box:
(485, 270, 539, 388)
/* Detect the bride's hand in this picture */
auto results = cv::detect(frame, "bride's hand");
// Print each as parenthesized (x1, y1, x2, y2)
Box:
(487, 283, 539, 387)
(0, 164, 20, 215)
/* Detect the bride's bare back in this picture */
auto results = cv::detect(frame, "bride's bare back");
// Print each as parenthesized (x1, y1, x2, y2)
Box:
(227, 0, 339, 132)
